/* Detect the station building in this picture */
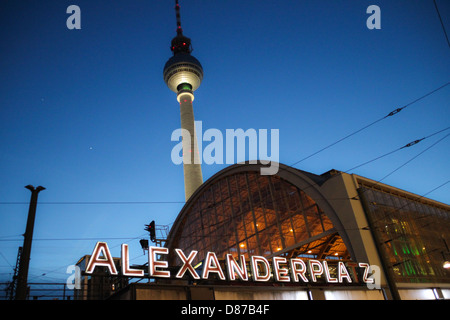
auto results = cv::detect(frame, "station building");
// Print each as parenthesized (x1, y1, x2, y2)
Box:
(103, 162, 449, 300)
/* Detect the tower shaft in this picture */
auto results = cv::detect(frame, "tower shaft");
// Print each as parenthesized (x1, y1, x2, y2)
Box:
(164, 0, 204, 201)
(179, 92, 202, 200)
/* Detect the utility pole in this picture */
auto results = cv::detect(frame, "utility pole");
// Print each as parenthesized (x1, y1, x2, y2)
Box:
(15, 185, 45, 300)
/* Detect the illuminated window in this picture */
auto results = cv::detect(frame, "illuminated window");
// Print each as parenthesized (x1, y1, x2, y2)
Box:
(168, 171, 351, 269)
(360, 184, 450, 283)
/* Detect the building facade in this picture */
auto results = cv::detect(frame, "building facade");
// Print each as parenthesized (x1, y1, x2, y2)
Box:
(160, 162, 450, 300)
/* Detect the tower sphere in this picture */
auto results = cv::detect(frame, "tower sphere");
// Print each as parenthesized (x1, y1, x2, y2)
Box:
(163, 53, 203, 94)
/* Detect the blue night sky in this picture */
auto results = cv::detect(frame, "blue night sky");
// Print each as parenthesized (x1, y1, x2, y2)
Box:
(0, 0, 449, 287)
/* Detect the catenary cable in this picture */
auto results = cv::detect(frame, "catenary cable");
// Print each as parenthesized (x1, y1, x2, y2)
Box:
(345, 126, 450, 172)
(288, 82, 449, 169)
(433, 0, 450, 48)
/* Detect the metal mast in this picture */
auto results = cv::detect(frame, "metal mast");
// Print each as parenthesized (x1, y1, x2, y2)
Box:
(15, 185, 45, 300)
(6, 246, 22, 300)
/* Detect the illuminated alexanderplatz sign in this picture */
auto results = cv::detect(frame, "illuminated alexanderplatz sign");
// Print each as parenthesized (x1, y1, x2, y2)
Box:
(85, 242, 378, 286)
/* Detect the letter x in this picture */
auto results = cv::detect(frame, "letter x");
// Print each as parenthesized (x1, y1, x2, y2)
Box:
(175, 249, 200, 279)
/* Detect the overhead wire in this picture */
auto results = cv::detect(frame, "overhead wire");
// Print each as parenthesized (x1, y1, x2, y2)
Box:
(0, 237, 146, 242)
(0, 233, 150, 244)
(345, 126, 450, 172)
(433, 0, 450, 48)
(0, 201, 185, 205)
(270, 126, 450, 206)
(287, 81, 450, 169)
(377, 131, 449, 183)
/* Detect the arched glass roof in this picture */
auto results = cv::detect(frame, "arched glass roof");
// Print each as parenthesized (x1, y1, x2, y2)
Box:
(167, 166, 351, 267)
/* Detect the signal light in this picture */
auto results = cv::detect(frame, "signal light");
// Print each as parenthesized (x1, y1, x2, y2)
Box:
(139, 239, 149, 253)
(145, 220, 156, 243)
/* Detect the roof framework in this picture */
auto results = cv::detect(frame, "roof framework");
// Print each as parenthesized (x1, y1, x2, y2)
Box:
(167, 164, 352, 268)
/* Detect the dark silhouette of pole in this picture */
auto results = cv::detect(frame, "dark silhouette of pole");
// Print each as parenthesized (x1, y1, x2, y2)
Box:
(15, 185, 45, 300)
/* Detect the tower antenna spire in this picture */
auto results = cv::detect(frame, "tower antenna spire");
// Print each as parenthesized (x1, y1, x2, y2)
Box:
(170, 0, 192, 54)
(175, 0, 183, 35)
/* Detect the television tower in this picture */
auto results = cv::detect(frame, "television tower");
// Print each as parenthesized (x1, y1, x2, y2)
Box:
(163, 0, 203, 201)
